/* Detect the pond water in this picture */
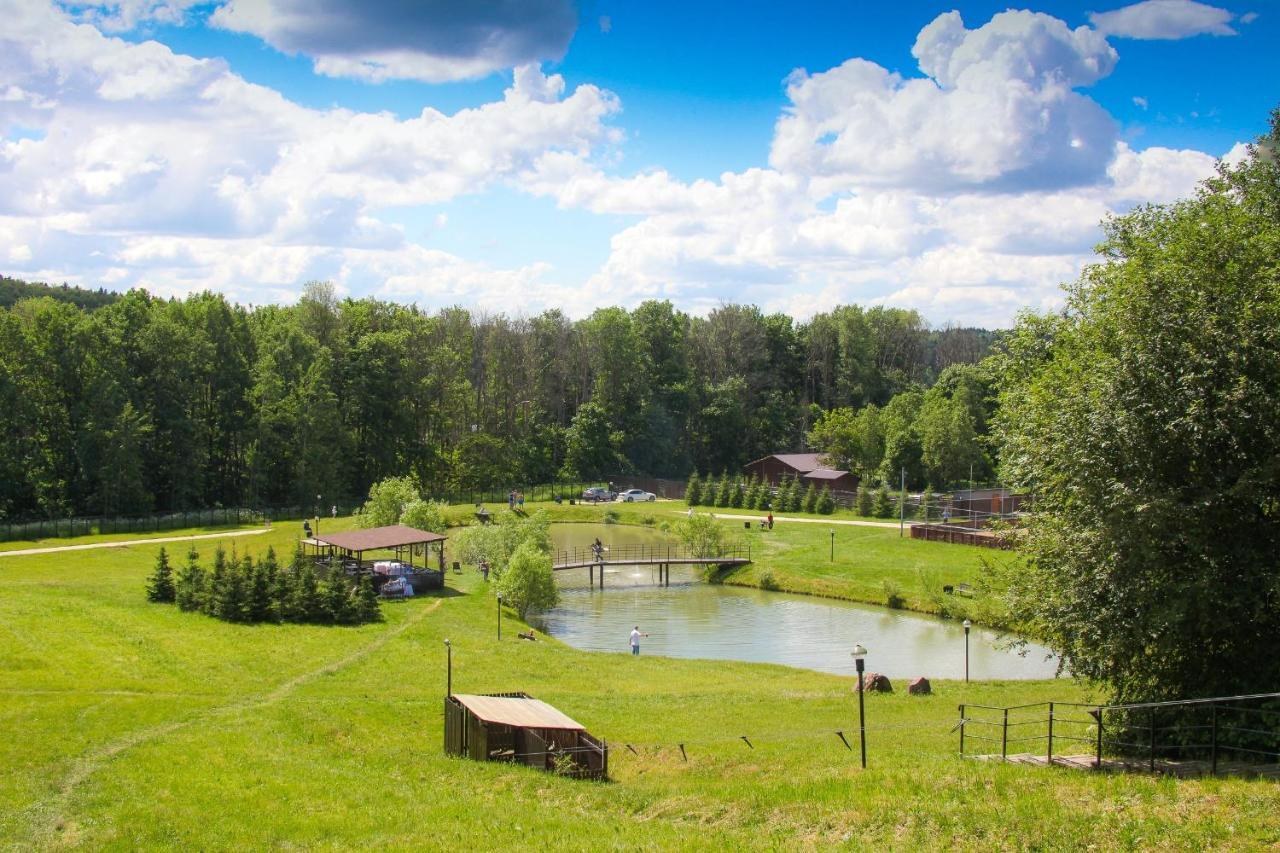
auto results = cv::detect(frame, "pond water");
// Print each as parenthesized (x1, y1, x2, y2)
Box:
(535, 523, 1058, 680)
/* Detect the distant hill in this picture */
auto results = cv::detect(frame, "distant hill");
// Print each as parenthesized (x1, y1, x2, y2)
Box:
(0, 276, 121, 312)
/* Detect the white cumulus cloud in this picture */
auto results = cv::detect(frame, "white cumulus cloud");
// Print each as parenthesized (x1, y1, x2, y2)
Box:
(1089, 0, 1237, 39)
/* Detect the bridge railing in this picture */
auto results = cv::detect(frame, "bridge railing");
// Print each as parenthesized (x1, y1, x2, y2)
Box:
(552, 543, 751, 567)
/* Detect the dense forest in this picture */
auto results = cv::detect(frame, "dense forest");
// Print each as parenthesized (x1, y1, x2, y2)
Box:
(0, 278, 997, 519)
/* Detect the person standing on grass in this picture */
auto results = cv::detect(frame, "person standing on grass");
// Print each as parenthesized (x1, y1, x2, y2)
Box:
(630, 626, 648, 655)
(767, 511, 774, 530)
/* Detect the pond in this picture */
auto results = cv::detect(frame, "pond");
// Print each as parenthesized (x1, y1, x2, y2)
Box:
(535, 523, 1058, 680)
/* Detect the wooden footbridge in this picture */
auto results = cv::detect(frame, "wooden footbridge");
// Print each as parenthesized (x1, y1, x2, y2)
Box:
(552, 544, 751, 587)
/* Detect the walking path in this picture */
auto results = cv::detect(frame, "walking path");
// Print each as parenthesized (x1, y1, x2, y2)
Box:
(676, 511, 903, 529)
(0, 527, 270, 558)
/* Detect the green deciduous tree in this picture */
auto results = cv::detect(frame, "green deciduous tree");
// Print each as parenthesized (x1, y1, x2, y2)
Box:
(992, 112, 1280, 704)
(495, 541, 559, 619)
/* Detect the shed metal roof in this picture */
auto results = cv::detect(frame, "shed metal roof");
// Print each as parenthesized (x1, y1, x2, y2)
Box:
(802, 468, 850, 480)
(452, 694, 586, 730)
(313, 524, 446, 553)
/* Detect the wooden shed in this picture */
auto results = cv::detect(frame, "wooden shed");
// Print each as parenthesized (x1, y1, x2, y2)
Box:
(743, 453, 859, 492)
(444, 692, 608, 780)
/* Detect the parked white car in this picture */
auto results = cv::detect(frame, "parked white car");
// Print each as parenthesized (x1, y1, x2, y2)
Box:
(617, 488, 656, 502)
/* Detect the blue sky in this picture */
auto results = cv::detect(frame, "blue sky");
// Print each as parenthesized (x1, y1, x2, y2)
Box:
(1, 1, 1275, 326)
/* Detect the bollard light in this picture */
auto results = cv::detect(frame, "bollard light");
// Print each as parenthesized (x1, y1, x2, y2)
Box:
(497, 594, 503, 641)
(444, 638, 452, 697)
(852, 643, 868, 769)
(963, 619, 972, 684)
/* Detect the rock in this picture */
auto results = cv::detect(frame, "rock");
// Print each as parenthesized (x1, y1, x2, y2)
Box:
(907, 676, 931, 695)
(859, 672, 893, 693)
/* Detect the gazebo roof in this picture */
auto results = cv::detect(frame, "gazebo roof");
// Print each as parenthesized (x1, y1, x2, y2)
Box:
(313, 524, 446, 553)
(452, 694, 585, 730)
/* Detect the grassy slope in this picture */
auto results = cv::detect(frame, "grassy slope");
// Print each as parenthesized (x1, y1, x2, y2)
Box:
(1, 514, 1278, 849)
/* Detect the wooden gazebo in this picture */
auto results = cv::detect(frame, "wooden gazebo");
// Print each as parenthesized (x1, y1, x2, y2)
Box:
(444, 692, 608, 780)
(302, 524, 447, 591)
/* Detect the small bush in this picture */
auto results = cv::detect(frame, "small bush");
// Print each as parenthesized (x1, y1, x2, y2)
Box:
(602, 509, 620, 525)
(758, 570, 780, 591)
(883, 579, 905, 609)
(640, 515, 656, 526)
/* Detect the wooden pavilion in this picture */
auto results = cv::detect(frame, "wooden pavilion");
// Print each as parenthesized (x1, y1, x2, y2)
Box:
(444, 692, 608, 780)
(302, 524, 447, 592)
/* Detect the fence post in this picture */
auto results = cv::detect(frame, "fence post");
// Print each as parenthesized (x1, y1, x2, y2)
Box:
(1094, 707, 1104, 770)
(1047, 702, 1054, 764)
(1149, 707, 1157, 773)
(959, 704, 966, 756)
(1001, 708, 1009, 759)
(1211, 702, 1219, 776)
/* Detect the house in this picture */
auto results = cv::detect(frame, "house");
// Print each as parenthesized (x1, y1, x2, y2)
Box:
(742, 453, 859, 493)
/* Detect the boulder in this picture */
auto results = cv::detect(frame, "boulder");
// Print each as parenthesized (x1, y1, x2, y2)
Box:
(907, 676, 932, 695)
(859, 672, 893, 693)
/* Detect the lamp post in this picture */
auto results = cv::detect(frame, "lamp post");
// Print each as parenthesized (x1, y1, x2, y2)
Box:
(497, 594, 503, 641)
(852, 642, 868, 769)
(444, 638, 452, 697)
(829, 530, 835, 562)
(315, 494, 322, 535)
(963, 619, 972, 683)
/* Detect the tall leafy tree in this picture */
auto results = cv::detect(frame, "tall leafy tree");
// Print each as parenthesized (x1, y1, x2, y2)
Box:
(992, 113, 1280, 703)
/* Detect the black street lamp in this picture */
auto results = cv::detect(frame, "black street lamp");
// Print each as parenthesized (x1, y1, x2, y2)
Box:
(444, 638, 452, 697)
(497, 594, 503, 641)
(315, 493, 322, 534)
(852, 642, 868, 769)
(829, 530, 835, 562)
(963, 619, 972, 683)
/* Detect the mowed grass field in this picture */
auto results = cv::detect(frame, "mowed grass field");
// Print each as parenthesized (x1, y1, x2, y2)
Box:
(2, 509, 1278, 849)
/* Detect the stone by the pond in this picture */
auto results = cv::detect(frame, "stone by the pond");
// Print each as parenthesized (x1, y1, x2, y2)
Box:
(858, 672, 892, 693)
(908, 676, 931, 695)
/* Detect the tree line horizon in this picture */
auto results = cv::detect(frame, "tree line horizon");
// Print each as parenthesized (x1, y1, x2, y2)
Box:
(0, 275, 996, 521)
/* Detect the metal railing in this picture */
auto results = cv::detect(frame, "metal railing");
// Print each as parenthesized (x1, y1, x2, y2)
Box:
(958, 692, 1280, 775)
(552, 543, 752, 568)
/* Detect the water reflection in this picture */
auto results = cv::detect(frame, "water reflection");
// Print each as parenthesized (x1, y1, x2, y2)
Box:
(539, 524, 1057, 680)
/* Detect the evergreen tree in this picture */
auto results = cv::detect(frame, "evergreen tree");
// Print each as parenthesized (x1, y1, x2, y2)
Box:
(711, 471, 732, 504)
(685, 472, 702, 506)
(802, 482, 818, 514)
(856, 485, 874, 517)
(322, 572, 351, 624)
(872, 484, 894, 518)
(174, 546, 205, 611)
(745, 474, 763, 510)
(729, 475, 745, 508)
(205, 547, 228, 617)
(145, 546, 176, 603)
(246, 555, 274, 623)
(352, 574, 382, 623)
(816, 487, 836, 515)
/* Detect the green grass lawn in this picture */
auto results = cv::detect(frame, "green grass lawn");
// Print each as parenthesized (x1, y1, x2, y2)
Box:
(2, 514, 1278, 849)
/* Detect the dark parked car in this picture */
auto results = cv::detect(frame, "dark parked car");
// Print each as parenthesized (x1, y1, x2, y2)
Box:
(582, 487, 616, 502)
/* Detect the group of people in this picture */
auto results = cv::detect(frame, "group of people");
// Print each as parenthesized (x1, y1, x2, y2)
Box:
(507, 490, 525, 510)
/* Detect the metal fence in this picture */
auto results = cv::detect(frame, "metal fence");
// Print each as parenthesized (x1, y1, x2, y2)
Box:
(0, 503, 360, 543)
(552, 542, 752, 569)
(959, 692, 1280, 776)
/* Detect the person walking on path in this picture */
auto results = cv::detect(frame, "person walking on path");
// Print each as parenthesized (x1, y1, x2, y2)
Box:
(629, 626, 649, 655)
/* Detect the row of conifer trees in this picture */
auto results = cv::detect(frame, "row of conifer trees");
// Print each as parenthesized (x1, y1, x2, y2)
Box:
(145, 545, 382, 625)
(684, 472, 837, 514)
(685, 472, 945, 520)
